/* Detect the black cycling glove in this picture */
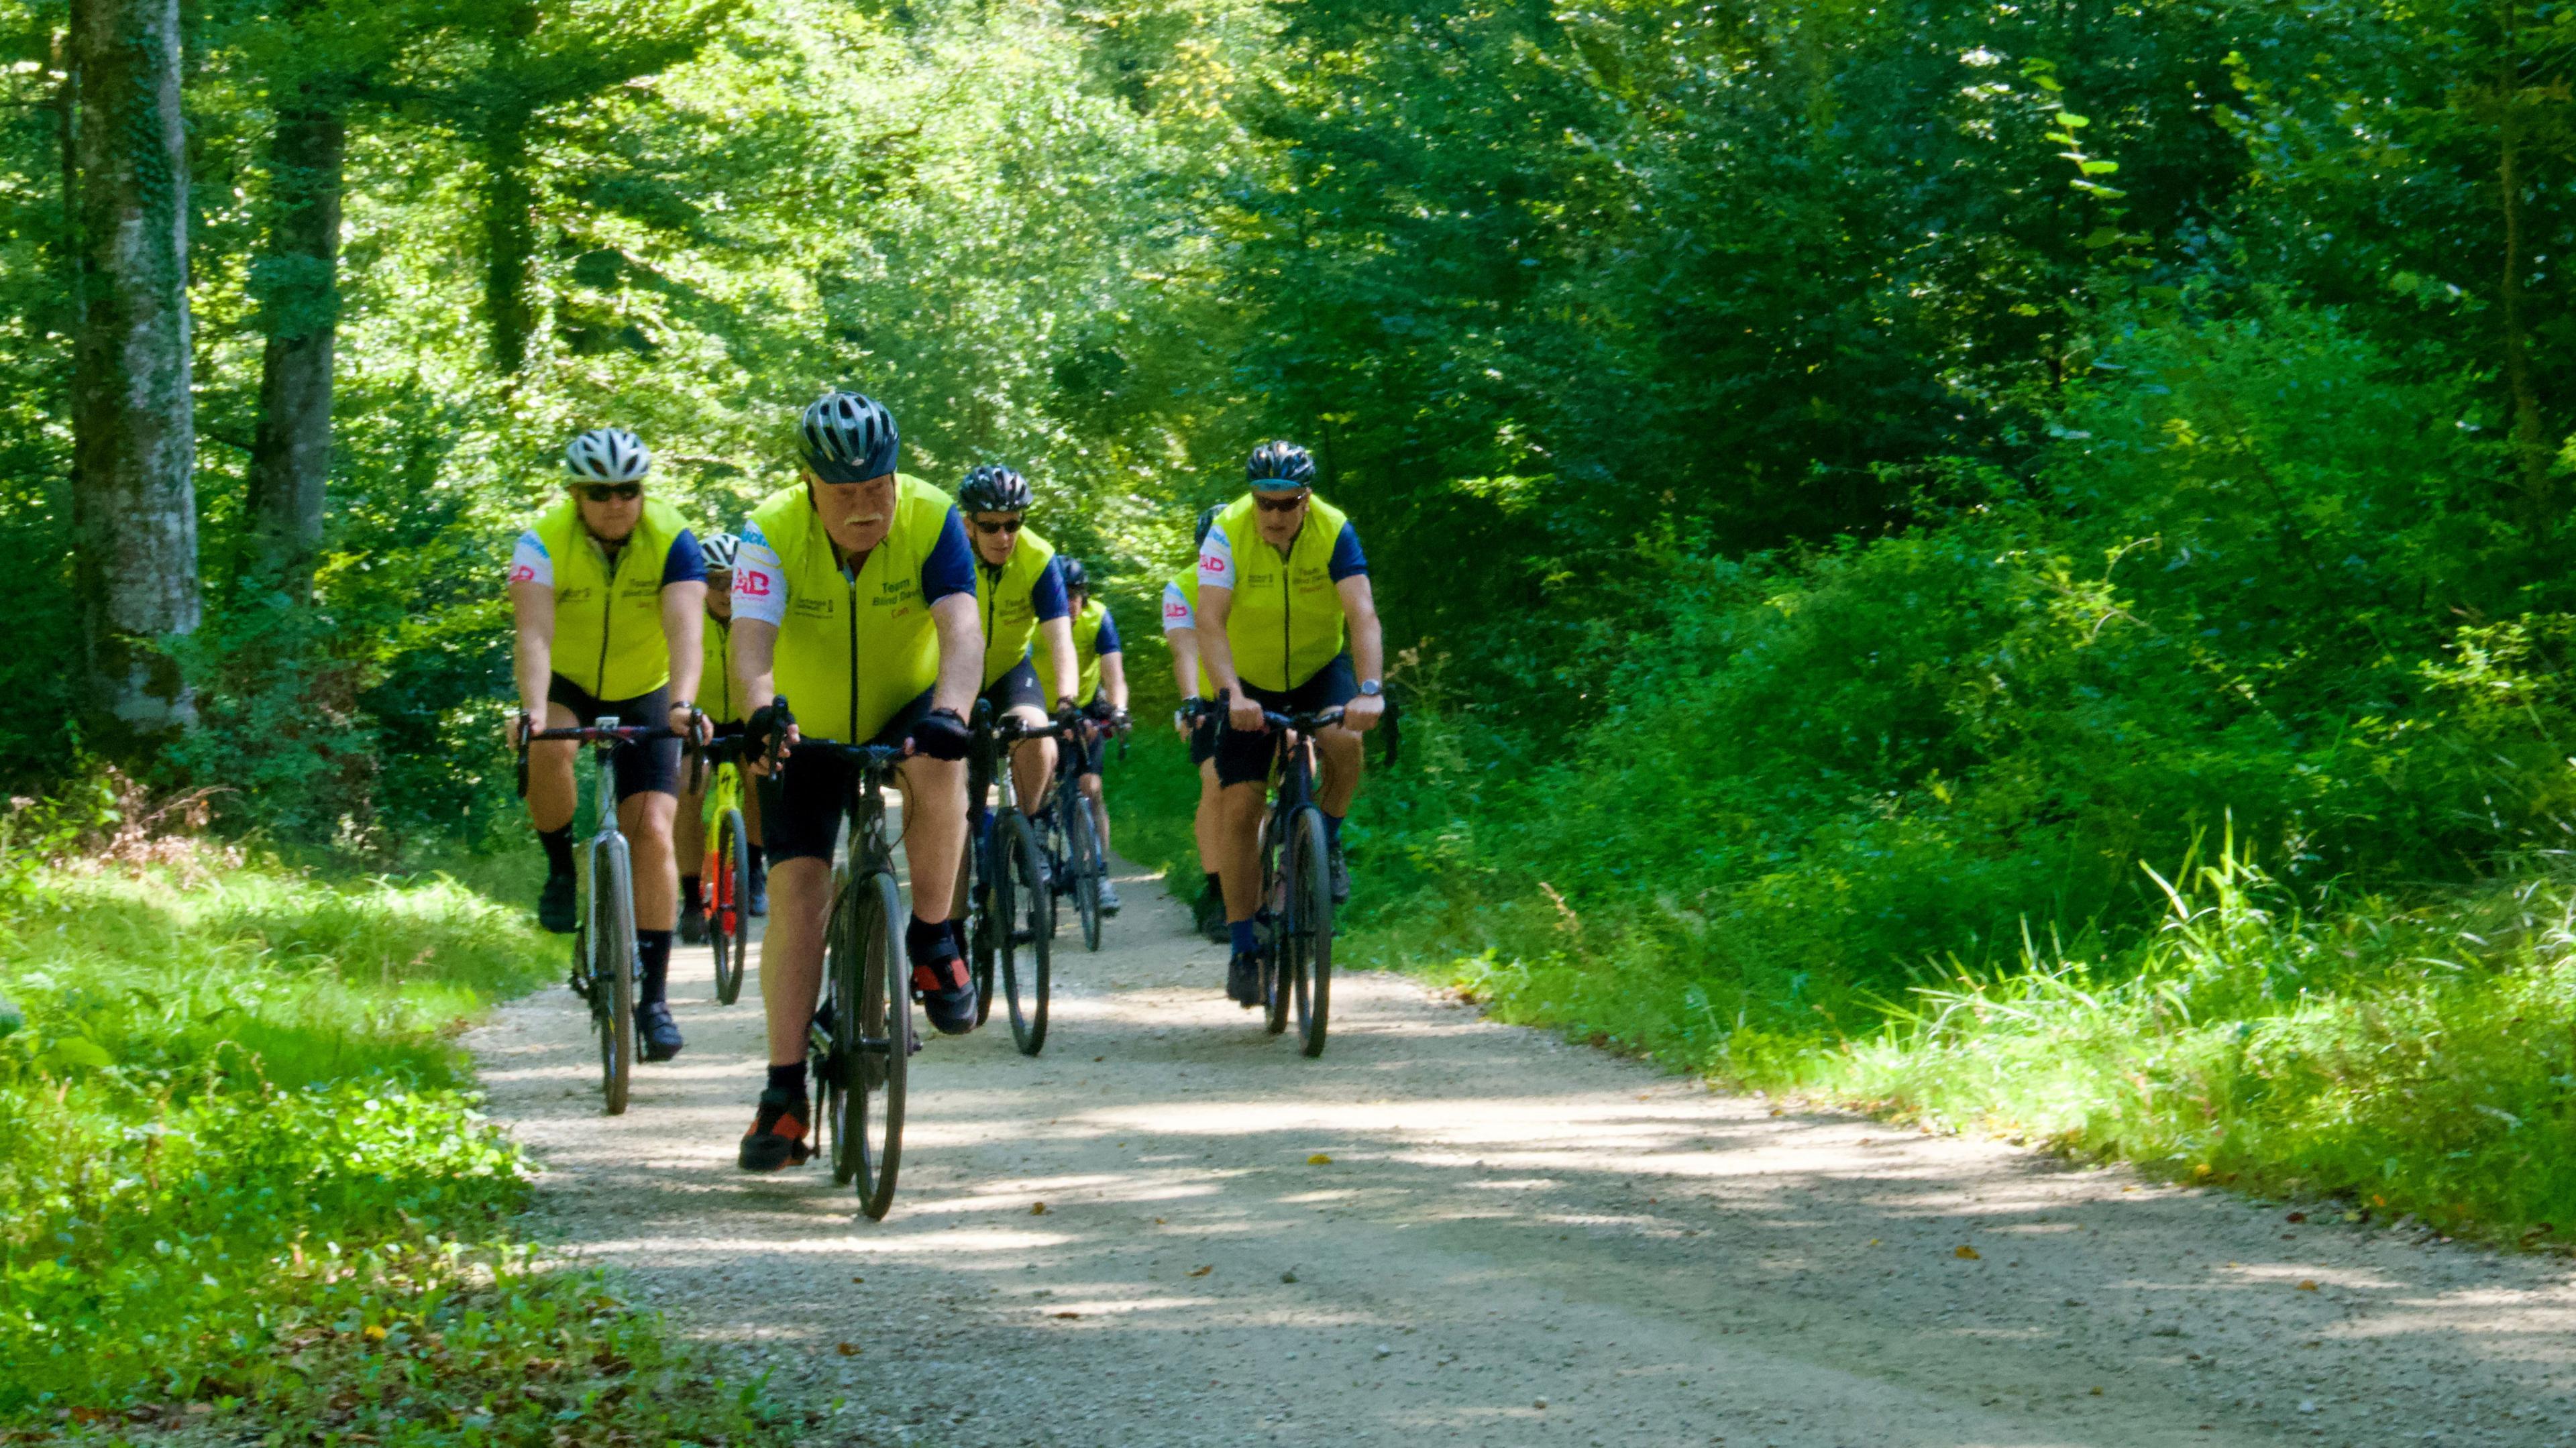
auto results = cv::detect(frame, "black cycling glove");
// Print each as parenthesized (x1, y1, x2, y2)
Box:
(910, 708, 971, 761)
(745, 698, 794, 761)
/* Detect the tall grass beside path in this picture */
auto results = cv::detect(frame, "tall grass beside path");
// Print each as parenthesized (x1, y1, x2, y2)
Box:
(0, 850, 798, 1444)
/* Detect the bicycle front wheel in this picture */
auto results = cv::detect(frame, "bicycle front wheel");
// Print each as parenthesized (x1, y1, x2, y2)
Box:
(591, 834, 638, 1114)
(997, 810, 1052, 1056)
(1285, 806, 1336, 1058)
(712, 808, 748, 1005)
(1066, 789, 1104, 952)
(1258, 817, 1291, 1037)
(822, 868, 908, 1219)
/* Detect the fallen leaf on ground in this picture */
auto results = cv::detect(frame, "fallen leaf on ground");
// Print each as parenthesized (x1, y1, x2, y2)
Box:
(1030, 1202, 1049, 1215)
(837, 1343, 859, 1356)
(1051, 1312, 1080, 1320)
(1187, 1265, 1214, 1277)
(1307, 1153, 1334, 1165)
(2296, 1280, 2319, 1292)
(1954, 1245, 1981, 1260)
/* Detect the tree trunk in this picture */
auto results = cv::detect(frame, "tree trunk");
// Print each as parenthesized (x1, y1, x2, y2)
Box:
(69, 0, 199, 746)
(481, 0, 541, 374)
(2498, 56, 2554, 515)
(246, 101, 347, 590)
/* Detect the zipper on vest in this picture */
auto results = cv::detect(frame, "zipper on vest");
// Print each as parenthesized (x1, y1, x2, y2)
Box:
(847, 561, 861, 740)
(594, 535, 623, 696)
(1279, 537, 1291, 695)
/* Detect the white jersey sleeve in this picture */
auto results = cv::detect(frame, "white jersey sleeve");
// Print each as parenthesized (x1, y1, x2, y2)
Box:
(731, 522, 788, 626)
(1161, 580, 1195, 633)
(508, 531, 552, 589)
(1197, 520, 1235, 593)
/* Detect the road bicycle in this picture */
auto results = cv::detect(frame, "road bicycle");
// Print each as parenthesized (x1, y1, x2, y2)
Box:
(1250, 705, 1343, 1058)
(958, 701, 1065, 1056)
(1041, 714, 1120, 953)
(765, 702, 916, 1221)
(519, 718, 684, 1115)
(686, 735, 755, 1005)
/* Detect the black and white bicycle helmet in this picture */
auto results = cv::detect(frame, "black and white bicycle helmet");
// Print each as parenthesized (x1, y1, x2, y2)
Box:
(701, 531, 741, 571)
(1194, 504, 1221, 547)
(957, 465, 1034, 514)
(798, 391, 899, 484)
(565, 428, 651, 482)
(1245, 440, 1316, 491)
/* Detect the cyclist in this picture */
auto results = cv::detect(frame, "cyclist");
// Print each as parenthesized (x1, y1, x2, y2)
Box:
(728, 392, 984, 1172)
(957, 465, 1085, 839)
(506, 427, 709, 1063)
(676, 531, 767, 944)
(1160, 506, 1228, 942)
(1033, 556, 1130, 916)
(1196, 441, 1386, 1007)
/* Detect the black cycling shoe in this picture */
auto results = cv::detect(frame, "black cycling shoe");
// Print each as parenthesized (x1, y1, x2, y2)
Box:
(1328, 846, 1352, 905)
(738, 1088, 812, 1171)
(747, 867, 769, 917)
(1226, 949, 1263, 1008)
(537, 871, 577, 934)
(678, 906, 708, 946)
(1098, 879, 1122, 917)
(911, 952, 980, 1036)
(1193, 887, 1228, 944)
(636, 1001, 684, 1062)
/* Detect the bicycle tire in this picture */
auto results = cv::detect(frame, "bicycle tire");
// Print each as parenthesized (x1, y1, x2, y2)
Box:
(592, 834, 638, 1115)
(1258, 816, 1290, 1036)
(1285, 805, 1335, 1057)
(965, 830, 996, 1027)
(820, 868, 909, 1217)
(712, 808, 748, 1005)
(997, 810, 1052, 1056)
(1067, 787, 1104, 953)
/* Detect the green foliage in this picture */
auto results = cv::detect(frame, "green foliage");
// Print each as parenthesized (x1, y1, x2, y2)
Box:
(0, 856, 790, 1442)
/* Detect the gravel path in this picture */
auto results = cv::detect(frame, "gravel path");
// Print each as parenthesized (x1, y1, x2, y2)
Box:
(469, 858, 2576, 1447)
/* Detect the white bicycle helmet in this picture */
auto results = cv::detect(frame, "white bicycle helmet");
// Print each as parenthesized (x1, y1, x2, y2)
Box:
(702, 531, 741, 571)
(564, 428, 652, 482)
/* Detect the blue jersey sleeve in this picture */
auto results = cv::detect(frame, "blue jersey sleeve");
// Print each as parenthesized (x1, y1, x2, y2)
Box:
(663, 528, 707, 586)
(1328, 522, 1368, 582)
(920, 508, 976, 605)
(1030, 556, 1071, 622)
(1094, 609, 1122, 655)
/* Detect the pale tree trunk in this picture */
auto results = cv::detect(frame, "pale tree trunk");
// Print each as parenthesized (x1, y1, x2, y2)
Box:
(246, 101, 347, 590)
(70, 0, 199, 745)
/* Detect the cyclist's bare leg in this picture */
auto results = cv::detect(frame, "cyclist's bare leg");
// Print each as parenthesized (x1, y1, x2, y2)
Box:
(674, 767, 708, 879)
(1216, 781, 1266, 922)
(896, 753, 967, 925)
(1315, 726, 1365, 818)
(758, 857, 830, 1064)
(525, 701, 583, 833)
(1193, 759, 1221, 877)
(617, 791, 680, 930)
(1080, 771, 1111, 854)
(743, 777, 765, 846)
(1005, 706, 1055, 817)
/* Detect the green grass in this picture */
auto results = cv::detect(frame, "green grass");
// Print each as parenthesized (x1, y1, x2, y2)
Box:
(1104, 724, 1205, 887)
(0, 850, 801, 1443)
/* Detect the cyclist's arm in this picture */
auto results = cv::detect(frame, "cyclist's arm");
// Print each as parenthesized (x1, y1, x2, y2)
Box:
(931, 594, 981, 716)
(659, 530, 708, 722)
(510, 579, 555, 726)
(1167, 628, 1200, 702)
(1196, 583, 1245, 702)
(1338, 573, 1385, 731)
(1100, 650, 1130, 714)
(1038, 614, 1080, 712)
(730, 527, 790, 730)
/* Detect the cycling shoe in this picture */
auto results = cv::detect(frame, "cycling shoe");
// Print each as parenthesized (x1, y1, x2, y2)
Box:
(910, 952, 980, 1036)
(1227, 949, 1263, 1009)
(538, 871, 576, 934)
(636, 1000, 684, 1062)
(738, 1088, 811, 1171)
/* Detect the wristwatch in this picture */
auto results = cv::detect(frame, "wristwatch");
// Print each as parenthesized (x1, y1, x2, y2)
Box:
(1356, 679, 1383, 698)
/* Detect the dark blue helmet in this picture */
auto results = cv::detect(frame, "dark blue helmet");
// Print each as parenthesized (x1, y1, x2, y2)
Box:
(958, 465, 1034, 514)
(1194, 505, 1221, 547)
(799, 392, 898, 484)
(1059, 556, 1089, 592)
(1245, 440, 1316, 492)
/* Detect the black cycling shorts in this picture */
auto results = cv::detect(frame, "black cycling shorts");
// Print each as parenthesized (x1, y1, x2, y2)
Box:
(1061, 698, 1114, 779)
(759, 686, 938, 864)
(547, 675, 680, 801)
(980, 657, 1048, 718)
(1187, 707, 1218, 768)
(1214, 653, 1359, 789)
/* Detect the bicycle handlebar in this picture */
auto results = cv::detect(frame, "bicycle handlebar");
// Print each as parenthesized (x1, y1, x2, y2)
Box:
(515, 718, 688, 797)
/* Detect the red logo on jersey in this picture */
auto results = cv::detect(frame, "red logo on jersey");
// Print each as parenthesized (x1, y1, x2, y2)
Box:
(1200, 554, 1227, 575)
(738, 570, 773, 597)
(1163, 599, 1189, 620)
(509, 565, 537, 583)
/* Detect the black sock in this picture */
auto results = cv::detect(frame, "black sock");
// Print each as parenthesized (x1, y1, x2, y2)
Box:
(539, 826, 574, 879)
(905, 915, 954, 963)
(680, 874, 701, 909)
(637, 930, 673, 1003)
(745, 843, 765, 874)
(767, 1061, 806, 1099)
(1202, 871, 1222, 899)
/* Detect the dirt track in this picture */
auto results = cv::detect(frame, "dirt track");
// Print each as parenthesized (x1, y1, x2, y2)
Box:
(468, 860, 2576, 1447)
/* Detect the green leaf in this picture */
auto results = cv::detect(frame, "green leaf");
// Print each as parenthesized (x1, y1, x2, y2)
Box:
(42, 1036, 112, 1070)
(2055, 111, 2091, 127)
(2081, 160, 2121, 176)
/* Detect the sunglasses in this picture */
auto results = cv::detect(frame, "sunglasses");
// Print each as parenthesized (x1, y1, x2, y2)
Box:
(971, 517, 1026, 535)
(577, 483, 643, 503)
(1254, 493, 1308, 514)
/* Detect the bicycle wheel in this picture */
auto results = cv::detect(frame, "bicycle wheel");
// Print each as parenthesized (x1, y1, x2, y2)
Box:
(1258, 818, 1291, 1036)
(1066, 787, 1104, 953)
(712, 808, 748, 1005)
(996, 810, 1052, 1056)
(1284, 805, 1336, 1057)
(821, 868, 909, 1219)
(965, 829, 996, 1027)
(591, 834, 638, 1114)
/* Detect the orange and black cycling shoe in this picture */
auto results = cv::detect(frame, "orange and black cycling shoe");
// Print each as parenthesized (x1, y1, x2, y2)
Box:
(910, 951, 980, 1036)
(737, 1087, 812, 1171)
